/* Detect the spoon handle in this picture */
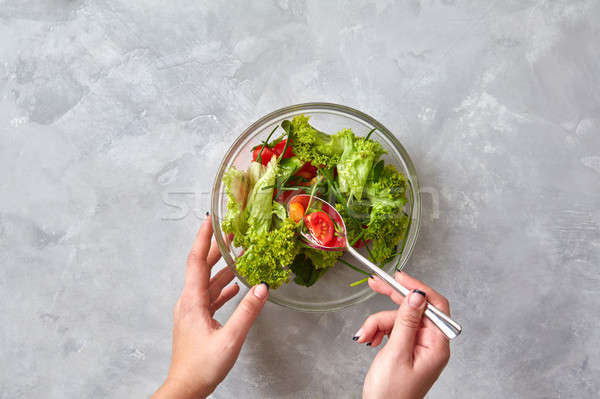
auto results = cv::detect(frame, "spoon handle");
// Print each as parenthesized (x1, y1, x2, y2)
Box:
(346, 245, 462, 340)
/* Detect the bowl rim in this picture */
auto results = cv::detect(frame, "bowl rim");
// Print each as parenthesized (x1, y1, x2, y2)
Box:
(211, 102, 421, 312)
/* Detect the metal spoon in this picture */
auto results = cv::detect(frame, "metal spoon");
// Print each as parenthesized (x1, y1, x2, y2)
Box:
(288, 194, 462, 340)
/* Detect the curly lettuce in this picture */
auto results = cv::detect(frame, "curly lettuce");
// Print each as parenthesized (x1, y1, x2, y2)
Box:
(364, 165, 409, 264)
(289, 115, 346, 167)
(235, 218, 299, 288)
(337, 133, 385, 200)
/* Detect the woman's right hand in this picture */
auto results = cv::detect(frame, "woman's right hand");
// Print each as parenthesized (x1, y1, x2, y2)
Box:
(357, 272, 451, 399)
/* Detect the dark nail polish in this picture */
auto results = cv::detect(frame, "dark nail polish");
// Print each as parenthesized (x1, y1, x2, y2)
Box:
(366, 342, 372, 346)
(206, 211, 210, 216)
(413, 289, 426, 297)
(369, 274, 374, 279)
(261, 281, 270, 291)
(352, 336, 359, 341)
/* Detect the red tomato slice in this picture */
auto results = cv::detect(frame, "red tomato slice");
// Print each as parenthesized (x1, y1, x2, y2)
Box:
(305, 211, 334, 246)
(252, 146, 275, 166)
(272, 139, 294, 158)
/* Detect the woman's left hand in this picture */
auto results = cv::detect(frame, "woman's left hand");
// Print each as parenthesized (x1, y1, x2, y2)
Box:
(153, 215, 269, 399)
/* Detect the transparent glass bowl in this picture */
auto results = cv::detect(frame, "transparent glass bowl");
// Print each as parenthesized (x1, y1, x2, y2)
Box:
(211, 103, 421, 312)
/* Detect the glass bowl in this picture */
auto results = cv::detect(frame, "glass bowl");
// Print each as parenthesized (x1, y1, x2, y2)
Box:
(211, 103, 421, 312)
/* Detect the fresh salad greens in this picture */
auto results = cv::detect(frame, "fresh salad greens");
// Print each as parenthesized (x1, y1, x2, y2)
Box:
(222, 115, 409, 289)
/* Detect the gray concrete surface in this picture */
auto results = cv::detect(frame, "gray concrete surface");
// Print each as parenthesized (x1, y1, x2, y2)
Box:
(1, 1, 599, 398)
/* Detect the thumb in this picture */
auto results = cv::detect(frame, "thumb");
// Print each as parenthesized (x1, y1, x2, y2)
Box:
(224, 283, 269, 342)
(388, 289, 427, 361)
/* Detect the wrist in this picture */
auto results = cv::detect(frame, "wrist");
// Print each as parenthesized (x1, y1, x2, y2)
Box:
(152, 376, 211, 399)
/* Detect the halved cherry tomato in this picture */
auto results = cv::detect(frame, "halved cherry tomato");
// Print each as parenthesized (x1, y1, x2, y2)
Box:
(252, 146, 275, 166)
(272, 139, 294, 158)
(305, 211, 334, 246)
(329, 234, 346, 248)
(289, 194, 310, 209)
(289, 202, 305, 223)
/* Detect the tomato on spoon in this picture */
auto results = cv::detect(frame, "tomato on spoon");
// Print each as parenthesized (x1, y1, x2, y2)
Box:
(305, 211, 334, 246)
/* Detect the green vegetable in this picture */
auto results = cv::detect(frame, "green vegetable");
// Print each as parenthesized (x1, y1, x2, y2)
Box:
(349, 277, 370, 287)
(289, 246, 342, 287)
(236, 218, 299, 288)
(337, 132, 385, 200)
(256, 125, 279, 164)
(364, 165, 409, 264)
(271, 200, 287, 225)
(335, 203, 363, 247)
(301, 246, 343, 270)
(245, 157, 279, 239)
(365, 164, 408, 206)
(222, 166, 250, 246)
(365, 127, 377, 140)
(247, 161, 266, 194)
(289, 253, 327, 287)
(276, 156, 304, 187)
(288, 115, 346, 167)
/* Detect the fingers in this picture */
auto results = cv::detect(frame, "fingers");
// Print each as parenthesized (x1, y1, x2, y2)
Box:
(223, 283, 269, 342)
(368, 276, 405, 305)
(354, 310, 397, 344)
(210, 283, 240, 315)
(184, 216, 213, 296)
(387, 290, 428, 363)
(371, 330, 386, 347)
(208, 267, 236, 302)
(395, 273, 450, 314)
(207, 239, 222, 267)
(368, 272, 450, 315)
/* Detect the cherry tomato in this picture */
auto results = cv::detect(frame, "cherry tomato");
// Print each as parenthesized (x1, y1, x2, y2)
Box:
(276, 189, 296, 203)
(295, 171, 313, 180)
(294, 170, 314, 186)
(289, 194, 310, 209)
(297, 162, 317, 178)
(252, 146, 275, 166)
(289, 202, 305, 223)
(272, 139, 294, 158)
(305, 211, 334, 246)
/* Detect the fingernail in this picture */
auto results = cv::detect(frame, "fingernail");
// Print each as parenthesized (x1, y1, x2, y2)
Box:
(366, 342, 372, 346)
(254, 283, 268, 299)
(206, 211, 210, 216)
(353, 328, 363, 341)
(369, 274, 375, 279)
(408, 289, 426, 308)
(261, 281, 270, 291)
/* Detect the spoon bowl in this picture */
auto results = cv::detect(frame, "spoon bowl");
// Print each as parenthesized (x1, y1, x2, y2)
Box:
(287, 194, 346, 251)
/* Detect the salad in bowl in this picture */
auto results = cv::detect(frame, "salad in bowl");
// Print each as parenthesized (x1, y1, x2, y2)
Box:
(220, 114, 411, 291)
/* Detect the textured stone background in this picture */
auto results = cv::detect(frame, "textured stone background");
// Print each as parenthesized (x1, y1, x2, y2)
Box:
(1, 1, 599, 398)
